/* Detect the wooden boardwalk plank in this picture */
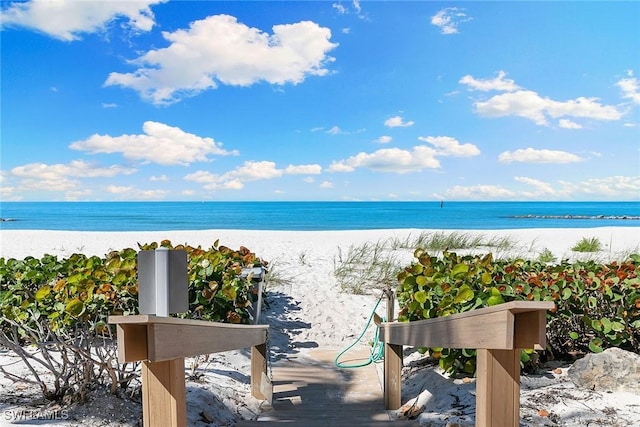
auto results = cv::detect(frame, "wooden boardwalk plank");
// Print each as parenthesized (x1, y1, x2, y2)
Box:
(237, 347, 419, 426)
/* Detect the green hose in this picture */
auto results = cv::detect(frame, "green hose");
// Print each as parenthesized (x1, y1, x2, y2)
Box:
(334, 296, 385, 368)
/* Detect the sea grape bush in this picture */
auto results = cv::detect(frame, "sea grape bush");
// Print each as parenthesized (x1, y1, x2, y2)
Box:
(0, 240, 267, 401)
(396, 250, 640, 375)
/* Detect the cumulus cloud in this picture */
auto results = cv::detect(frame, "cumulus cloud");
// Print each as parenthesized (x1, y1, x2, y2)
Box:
(418, 136, 480, 157)
(514, 176, 555, 194)
(461, 72, 623, 126)
(329, 146, 439, 174)
(384, 115, 414, 128)
(431, 7, 472, 35)
(104, 15, 338, 105)
(8, 160, 136, 191)
(285, 164, 322, 174)
(320, 181, 334, 188)
(474, 90, 621, 126)
(184, 160, 321, 191)
(558, 119, 582, 129)
(70, 121, 238, 166)
(498, 148, 583, 164)
(459, 71, 520, 92)
(0, 0, 164, 41)
(616, 71, 640, 104)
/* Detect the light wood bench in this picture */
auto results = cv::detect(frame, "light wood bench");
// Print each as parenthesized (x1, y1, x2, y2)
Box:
(109, 315, 269, 427)
(380, 301, 554, 427)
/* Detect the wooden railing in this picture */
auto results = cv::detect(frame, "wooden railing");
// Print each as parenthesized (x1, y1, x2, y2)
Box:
(380, 301, 554, 427)
(109, 315, 269, 427)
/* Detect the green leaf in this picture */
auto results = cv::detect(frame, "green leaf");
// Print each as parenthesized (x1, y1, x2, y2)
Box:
(481, 272, 493, 285)
(451, 263, 469, 278)
(35, 285, 51, 301)
(453, 285, 474, 304)
(588, 338, 604, 353)
(611, 321, 625, 332)
(415, 290, 428, 304)
(221, 284, 237, 301)
(416, 275, 428, 287)
(65, 298, 84, 317)
(569, 331, 579, 340)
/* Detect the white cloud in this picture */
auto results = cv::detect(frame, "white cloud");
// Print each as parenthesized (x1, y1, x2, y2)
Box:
(184, 160, 319, 191)
(333, 1, 363, 17)
(384, 115, 414, 128)
(558, 175, 640, 199)
(443, 175, 640, 201)
(101, 103, 117, 109)
(320, 181, 334, 188)
(616, 75, 640, 104)
(106, 185, 134, 194)
(375, 136, 392, 144)
(459, 71, 520, 92)
(105, 15, 338, 105)
(498, 148, 583, 164)
(514, 176, 555, 194)
(70, 121, 238, 166)
(443, 185, 516, 200)
(106, 185, 168, 200)
(558, 119, 582, 129)
(329, 146, 439, 174)
(473, 90, 622, 126)
(332, 3, 347, 14)
(0, 0, 164, 41)
(150, 174, 168, 182)
(327, 126, 343, 135)
(418, 136, 480, 157)
(431, 7, 472, 35)
(284, 164, 322, 174)
(9, 160, 136, 191)
(227, 161, 283, 182)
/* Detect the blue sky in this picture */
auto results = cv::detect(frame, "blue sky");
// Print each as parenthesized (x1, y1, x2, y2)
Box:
(1, 1, 639, 202)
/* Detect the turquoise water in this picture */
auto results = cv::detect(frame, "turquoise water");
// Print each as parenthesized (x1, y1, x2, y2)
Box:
(0, 201, 638, 231)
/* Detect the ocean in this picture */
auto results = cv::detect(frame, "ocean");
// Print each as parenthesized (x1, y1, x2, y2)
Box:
(0, 201, 638, 232)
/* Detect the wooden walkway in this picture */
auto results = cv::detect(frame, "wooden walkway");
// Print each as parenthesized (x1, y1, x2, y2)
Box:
(237, 347, 419, 426)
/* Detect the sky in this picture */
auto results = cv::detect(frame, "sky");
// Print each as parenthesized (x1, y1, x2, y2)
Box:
(1, 1, 639, 202)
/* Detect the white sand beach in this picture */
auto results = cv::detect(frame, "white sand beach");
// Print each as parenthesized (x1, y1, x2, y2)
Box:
(1, 227, 639, 426)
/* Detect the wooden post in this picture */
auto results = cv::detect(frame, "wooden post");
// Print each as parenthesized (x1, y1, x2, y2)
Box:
(251, 343, 267, 400)
(384, 343, 403, 410)
(476, 349, 520, 427)
(379, 301, 554, 421)
(141, 358, 187, 427)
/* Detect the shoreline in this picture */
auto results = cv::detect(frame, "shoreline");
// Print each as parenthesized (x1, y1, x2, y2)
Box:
(1, 226, 638, 262)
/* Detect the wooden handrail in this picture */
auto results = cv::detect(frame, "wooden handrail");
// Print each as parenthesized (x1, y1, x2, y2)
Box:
(109, 315, 269, 427)
(379, 301, 554, 427)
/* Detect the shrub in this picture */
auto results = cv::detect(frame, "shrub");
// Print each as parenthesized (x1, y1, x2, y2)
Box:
(572, 237, 602, 252)
(0, 240, 267, 402)
(396, 250, 640, 375)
